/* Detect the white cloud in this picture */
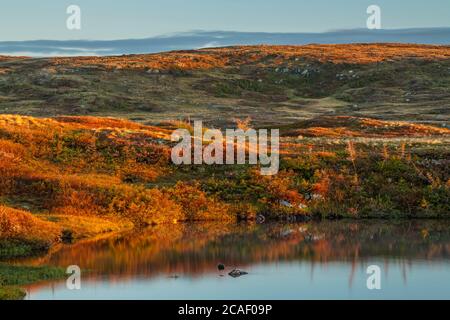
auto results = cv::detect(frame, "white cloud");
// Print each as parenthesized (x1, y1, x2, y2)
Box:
(196, 41, 221, 49)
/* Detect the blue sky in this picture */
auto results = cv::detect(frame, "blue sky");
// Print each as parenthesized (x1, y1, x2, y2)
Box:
(1, 0, 450, 41)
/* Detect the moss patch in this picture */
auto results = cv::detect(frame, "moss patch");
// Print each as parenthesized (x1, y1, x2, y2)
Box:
(0, 264, 66, 300)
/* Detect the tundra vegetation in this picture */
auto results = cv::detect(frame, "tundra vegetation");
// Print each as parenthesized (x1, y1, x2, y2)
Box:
(0, 44, 449, 298)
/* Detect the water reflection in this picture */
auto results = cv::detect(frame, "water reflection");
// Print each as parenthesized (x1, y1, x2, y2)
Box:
(19, 220, 450, 300)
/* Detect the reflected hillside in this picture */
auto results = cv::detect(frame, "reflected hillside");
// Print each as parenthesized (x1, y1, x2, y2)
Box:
(15, 220, 450, 279)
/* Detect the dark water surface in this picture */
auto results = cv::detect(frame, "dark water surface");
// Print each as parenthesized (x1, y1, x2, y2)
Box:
(20, 220, 450, 300)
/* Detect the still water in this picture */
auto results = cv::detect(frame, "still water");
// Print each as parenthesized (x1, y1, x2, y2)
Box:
(20, 220, 450, 300)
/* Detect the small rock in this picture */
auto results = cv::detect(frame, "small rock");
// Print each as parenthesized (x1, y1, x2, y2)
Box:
(147, 69, 160, 74)
(228, 269, 248, 278)
(311, 194, 323, 200)
(281, 229, 294, 237)
(298, 203, 308, 210)
(280, 200, 293, 208)
(298, 226, 308, 233)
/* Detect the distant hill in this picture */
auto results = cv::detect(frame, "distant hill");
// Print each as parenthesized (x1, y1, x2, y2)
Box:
(0, 28, 449, 57)
(1, 44, 449, 126)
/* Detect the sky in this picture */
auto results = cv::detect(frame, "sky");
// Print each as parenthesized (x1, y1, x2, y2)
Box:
(1, 0, 450, 41)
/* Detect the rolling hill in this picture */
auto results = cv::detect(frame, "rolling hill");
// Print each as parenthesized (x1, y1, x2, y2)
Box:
(0, 44, 449, 127)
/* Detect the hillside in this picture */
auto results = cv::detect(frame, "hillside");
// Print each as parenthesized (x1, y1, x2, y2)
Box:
(1, 44, 449, 260)
(0, 44, 449, 127)
(0, 114, 448, 255)
(1, 42, 450, 298)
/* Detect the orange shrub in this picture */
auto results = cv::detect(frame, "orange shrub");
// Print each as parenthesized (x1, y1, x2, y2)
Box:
(252, 170, 306, 215)
(168, 182, 233, 221)
(0, 206, 61, 244)
(106, 186, 183, 226)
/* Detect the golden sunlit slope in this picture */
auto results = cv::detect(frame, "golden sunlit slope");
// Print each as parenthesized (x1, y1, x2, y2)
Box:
(0, 56, 28, 62)
(0, 113, 449, 263)
(1, 44, 450, 125)
(0, 205, 61, 246)
(282, 116, 450, 138)
(50, 44, 450, 71)
(0, 115, 233, 236)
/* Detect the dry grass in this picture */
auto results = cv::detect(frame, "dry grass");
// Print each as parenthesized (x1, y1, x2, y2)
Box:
(50, 44, 450, 71)
(284, 116, 450, 138)
(0, 113, 448, 234)
(42, 215, 133, 240)
(0, 206, 61, 244)
(0, 114, 236, 228)
(2, 44, 449, 127)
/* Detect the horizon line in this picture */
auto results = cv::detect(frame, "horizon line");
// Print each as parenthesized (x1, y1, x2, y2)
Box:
(2, 27, 450, 43)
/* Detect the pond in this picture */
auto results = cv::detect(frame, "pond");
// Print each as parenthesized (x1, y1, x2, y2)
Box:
(17, 220, 450, 300)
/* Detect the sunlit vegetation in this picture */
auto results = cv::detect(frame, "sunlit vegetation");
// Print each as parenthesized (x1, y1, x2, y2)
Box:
(0, 115, 236, 231)
(0, 111, 447, 269)
(1, 44, 450, 299)
(0, 114, 448, 239)
(2, 44, 450, 127)
(50, 44, 450, 70)
(0, 206, 61, 258)
(200, 117, 449, 220)
(281, 116, 450, 138)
